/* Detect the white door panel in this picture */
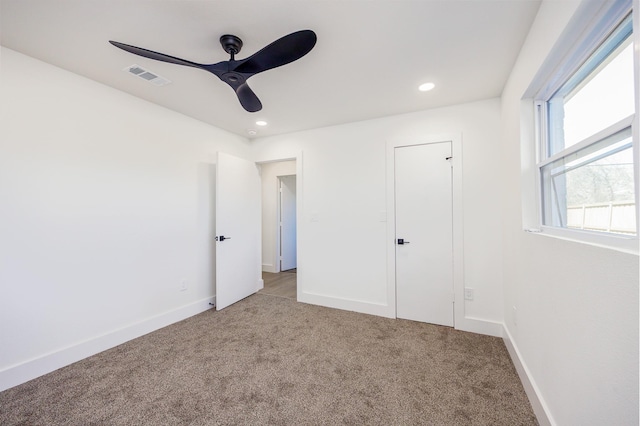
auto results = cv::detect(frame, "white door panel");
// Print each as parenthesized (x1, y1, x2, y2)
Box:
(395, 142, 453, 326)
(216, 152, 261, 310)
(279, 175, 297, 271)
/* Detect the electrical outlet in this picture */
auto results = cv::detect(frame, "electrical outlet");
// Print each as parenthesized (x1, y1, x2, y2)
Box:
(180, 279, 188, 292)
(464, 288, 474, 301)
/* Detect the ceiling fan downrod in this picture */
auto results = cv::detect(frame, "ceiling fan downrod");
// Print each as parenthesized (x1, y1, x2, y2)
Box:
(219, 34, 243, 61)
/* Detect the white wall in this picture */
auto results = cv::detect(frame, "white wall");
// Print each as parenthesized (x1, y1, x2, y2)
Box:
(0, 48, 252, 390)
(5, 7, 636, 422)
(260, 160, 296, 273)
(500, 1, 639, 424)
(252, 98, 505, 330)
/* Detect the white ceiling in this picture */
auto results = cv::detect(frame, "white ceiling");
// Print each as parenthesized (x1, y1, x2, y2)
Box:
(0, 0, 541, 139)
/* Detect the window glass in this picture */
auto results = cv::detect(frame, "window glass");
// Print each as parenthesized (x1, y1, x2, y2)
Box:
(541, 127, 635, 235)
(563, 42, 634, 146)
(547, 14, 633, 156)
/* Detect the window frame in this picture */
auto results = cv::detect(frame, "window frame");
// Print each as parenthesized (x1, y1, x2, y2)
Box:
(533, 2, 638, 253)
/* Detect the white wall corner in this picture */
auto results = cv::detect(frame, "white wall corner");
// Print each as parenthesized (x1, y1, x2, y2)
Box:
(502, 324, 555, 426)
(0, 297, 215, 392)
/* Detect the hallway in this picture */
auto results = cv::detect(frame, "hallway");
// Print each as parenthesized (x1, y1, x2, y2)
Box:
(259, 270, 297, 300)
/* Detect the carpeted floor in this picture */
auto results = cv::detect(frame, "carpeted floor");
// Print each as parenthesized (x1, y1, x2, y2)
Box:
(0, 294, 537, 425)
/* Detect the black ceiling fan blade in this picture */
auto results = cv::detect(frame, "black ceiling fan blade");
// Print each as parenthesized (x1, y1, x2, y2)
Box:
(236, 83, 262, 112)
(233, 30, 317, 75)
(109, 41, 205, 69)
(110, 30, 317, 112)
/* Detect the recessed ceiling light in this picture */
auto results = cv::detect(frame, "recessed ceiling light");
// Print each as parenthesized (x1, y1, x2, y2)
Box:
(247, 129, 257, 136)
(255, 120, 268, 126)
(418, 82, 435, 92)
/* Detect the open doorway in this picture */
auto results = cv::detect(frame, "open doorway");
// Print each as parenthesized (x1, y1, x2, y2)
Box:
(258, 160, 297, 300)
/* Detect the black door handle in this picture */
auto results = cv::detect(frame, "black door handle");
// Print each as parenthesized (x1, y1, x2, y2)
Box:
(216, 235, 231, 241)
(397, 238, 410, 245)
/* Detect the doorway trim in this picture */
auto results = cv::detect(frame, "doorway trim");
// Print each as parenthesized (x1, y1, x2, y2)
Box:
(256, 151, 303, 301)
(385, 134, 464, 327)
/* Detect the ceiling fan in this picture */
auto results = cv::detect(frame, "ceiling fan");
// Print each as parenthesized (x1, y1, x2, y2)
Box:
(109, 30, 317, 113)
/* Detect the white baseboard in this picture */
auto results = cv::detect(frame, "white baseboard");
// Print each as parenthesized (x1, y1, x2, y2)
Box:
(455, 316, 504, 337)
(297, 293, 505, 334)
(502, 325, 555, 426)
(298, 291, 395, 318)
(262, 263, 278, 273)
(0, 297, 215, 392)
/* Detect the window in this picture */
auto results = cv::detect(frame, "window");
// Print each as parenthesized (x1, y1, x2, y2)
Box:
(536, 10, 637, 242)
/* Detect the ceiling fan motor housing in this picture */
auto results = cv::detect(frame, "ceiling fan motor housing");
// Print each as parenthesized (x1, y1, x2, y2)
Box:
(220, 34, 243, 56)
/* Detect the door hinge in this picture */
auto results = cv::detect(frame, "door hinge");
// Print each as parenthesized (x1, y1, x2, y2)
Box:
(446, 156, 453, 168)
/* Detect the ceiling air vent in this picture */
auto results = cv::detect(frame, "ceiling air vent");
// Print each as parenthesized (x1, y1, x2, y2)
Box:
(123, 64, 171, 86)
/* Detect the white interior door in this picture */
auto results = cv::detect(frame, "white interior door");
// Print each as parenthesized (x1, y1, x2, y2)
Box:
(216, 152, 261, 310)
(279, 175, 297, 271)
(395, 142, 454, 326)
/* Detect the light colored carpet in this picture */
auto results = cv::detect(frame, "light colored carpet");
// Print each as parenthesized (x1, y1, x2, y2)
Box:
(0, 294, 537, 425)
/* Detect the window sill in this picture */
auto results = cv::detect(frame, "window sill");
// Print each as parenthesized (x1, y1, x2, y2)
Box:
(523, 226, 639, 255)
